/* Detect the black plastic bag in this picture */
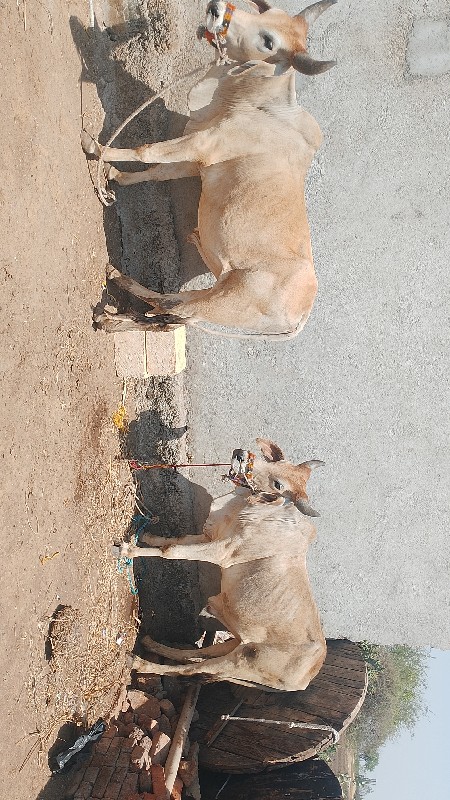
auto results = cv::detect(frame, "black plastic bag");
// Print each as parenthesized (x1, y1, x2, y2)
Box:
(52, 719, 106, 773)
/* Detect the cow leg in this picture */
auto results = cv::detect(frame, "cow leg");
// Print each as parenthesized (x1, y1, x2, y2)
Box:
(82, 129, 214, 166)
(102, 266, 286, 334)
(105, 161, 199, 185)
(119, 536, 230, 566)
(130, 645, 251, 681)
(141, 635, 239, 663)
(139, 533, 209, 548)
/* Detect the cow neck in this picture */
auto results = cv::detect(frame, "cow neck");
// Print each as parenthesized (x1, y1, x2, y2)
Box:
(222, 63, 295, 110)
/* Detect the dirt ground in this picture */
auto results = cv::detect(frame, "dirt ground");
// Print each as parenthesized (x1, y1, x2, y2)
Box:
(0, 2, 140, 797)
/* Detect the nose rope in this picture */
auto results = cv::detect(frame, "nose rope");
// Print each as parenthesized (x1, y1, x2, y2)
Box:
(127, 459, 230, 471)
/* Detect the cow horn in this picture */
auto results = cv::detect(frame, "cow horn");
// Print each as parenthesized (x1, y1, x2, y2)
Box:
(301, 459, 325, 470)
(295, 498, 320, 517)
(295, 0, 337, 27)
(292, 53, 336, 75)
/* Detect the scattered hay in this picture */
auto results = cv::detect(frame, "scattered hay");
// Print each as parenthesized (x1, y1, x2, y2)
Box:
(30, 453, 140, 762)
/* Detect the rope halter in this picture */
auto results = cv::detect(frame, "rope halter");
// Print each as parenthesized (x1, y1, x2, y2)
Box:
(201, 2, 236, 63)
(226, 449, 257, 491)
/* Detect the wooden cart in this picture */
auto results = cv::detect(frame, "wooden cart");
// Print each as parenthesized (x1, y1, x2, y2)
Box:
(192, 639, 367, 773)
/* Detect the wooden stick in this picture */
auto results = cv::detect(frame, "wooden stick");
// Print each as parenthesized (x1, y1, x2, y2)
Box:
(164, 684, 200, 794)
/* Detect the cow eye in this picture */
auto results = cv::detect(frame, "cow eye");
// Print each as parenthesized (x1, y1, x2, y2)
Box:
(273, 480, 283, 490)
(262, 34, 274, 50)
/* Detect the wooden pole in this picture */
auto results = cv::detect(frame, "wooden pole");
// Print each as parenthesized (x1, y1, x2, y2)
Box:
(164, 684, 201, 794)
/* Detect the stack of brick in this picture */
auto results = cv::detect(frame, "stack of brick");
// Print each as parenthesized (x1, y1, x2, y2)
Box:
(65, 677, 200, 800)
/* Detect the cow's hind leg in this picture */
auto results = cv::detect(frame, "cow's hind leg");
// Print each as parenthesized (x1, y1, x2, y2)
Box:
(93, 308, 185, 333)
(131, 644, 254, 683)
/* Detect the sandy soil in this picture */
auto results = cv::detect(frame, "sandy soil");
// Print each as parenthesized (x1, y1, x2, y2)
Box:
(0, 2, 137, 797)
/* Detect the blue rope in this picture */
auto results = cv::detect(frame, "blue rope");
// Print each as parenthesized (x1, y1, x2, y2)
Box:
(117, 536, 138, 596)
(116, 513, 157, 596)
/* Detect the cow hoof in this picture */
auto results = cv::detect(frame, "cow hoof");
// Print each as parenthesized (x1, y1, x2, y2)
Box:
(106, 264, 123, 282)
(93, 307, 121, 332)
(104, 163, 120, 182)
(81, 129, 101, 157)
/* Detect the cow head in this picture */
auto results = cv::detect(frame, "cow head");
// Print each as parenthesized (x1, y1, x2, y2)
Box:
(229, 438, 324, 516)
(202, 0, 337, 75)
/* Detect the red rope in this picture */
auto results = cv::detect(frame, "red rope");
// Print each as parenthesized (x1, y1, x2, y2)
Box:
(128, 460, 230, 471)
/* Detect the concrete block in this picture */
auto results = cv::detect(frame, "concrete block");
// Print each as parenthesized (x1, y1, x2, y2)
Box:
(407, 18, 450, 76)
(145, 326, 186, 377)
(114, 327, 186, 378)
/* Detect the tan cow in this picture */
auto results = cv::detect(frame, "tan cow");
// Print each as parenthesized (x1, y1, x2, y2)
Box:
(83, 1, 337, 339)
(120, 438, 326, 691)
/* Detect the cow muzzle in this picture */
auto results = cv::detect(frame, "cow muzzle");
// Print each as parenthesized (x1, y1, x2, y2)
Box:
(227, 449, 256, 490)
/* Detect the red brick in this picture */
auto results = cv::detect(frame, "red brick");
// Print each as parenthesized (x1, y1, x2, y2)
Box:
(91, 751, 108, 767)
(139, 766, 153, 793)
(65, 766, 85, 799)
(149, 732, 171, 766)
(151, 765, 169, 800)
(95, 736, 112, 755)
(92, 765, 115, 798)
(117, 772, 138, 800)
(117, 721, 135, 738)
(121, 711, 134, 726)
(111, 766, 128, 785)
(103, 736, 124, 767)
(135, 675, 163, 692)
(159, 699, 176, 720)
(116, 749, 132, 769)
(84, 766, 101, 784)
(157, 715, 171, 737)
(121, 738, 135, 752)
(128, 691, 161, 721)
(102, 783, 123, 800)
(74, 780, 95, 800)
(103, 724, 119, 739)
(144, 718, 159, 738)
(141, 794, 156, 800)
(170, 777, 183, 800)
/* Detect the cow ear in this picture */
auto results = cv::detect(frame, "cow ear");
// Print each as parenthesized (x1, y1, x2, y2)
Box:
(248, 492, 284, 505)
(256, 438, 285, 462)
(292, 53, 336, 75)
(246, 0, 272, 12)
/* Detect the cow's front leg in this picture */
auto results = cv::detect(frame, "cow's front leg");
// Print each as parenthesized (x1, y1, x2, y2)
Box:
(105, 161, 199, 185)
(118, 536, 230, 566)
(81, 128, 215, 166)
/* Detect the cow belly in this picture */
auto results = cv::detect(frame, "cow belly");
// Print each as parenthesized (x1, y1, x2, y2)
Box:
(218, 558, 319, 644)
(198, 160, 308, 269)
